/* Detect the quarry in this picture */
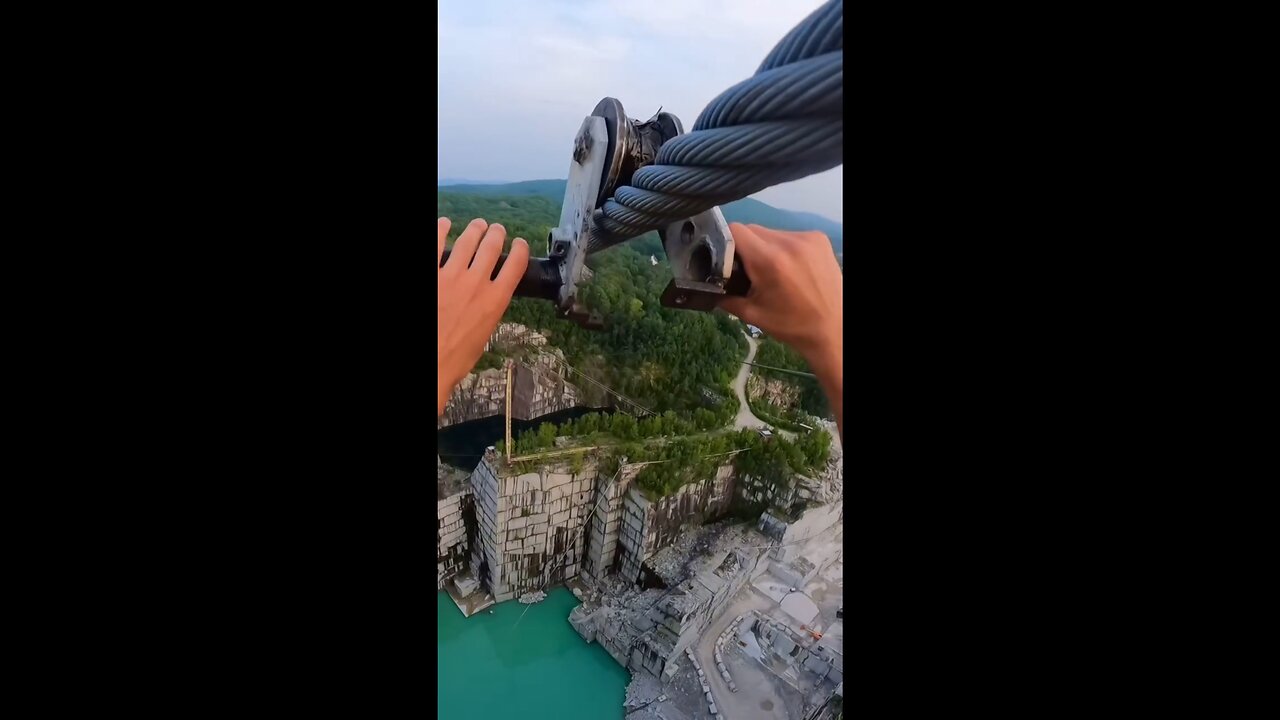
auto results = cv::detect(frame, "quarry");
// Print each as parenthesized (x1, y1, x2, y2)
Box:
(437, 324, 844, 720)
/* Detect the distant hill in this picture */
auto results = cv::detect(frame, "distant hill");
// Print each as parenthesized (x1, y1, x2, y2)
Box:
(436, 179, 842, 254)
(439, 179, 567, 197)
(438, 177, 515, 186)
(718, 198, 843, 254)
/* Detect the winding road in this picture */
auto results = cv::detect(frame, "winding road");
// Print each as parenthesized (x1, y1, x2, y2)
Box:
(695, 589, 791, 719)
(733, 328, 842, 453)
(733, 330, 766, 430)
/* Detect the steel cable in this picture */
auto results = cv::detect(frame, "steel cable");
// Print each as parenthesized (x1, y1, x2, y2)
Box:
(591, 0, 842, 251)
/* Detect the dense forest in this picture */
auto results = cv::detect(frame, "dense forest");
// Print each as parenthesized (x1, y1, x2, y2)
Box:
(437, 194, 556, 255)
(438, 180, 843, 255)
(629, 428, 831, 501)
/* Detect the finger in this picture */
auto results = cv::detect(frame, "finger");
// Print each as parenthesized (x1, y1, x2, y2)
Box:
(495, 237, 530, 295)
(470, 223, 506, 277)
(729, 223, 778, 282)
(438, 218, 450, 267)
(447, 218, 488, 271)
(720, 295, 748, 316)
(719, 295, 756, 324)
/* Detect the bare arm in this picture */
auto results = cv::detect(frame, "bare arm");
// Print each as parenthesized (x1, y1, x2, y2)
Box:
(719, 224, 843, 443)
(438, 218, 530, 416)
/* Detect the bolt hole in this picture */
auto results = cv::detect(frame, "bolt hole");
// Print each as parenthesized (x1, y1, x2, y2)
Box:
(688, 244, 712, 281)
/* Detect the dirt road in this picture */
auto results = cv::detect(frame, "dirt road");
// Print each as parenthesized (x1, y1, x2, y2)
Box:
(695, 588, 797, 719)
(733, 331, 766, 430)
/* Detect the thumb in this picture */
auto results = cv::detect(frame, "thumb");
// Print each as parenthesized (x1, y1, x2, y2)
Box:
(438, 217, 450, 266)
(719, 295, 752, 321)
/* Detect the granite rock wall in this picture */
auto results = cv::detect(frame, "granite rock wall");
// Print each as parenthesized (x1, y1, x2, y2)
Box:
(618, 464, 736, 585)
(437, 486, 473, 590)
(437, 323, 587, 429)
(469, 453, 600, 602)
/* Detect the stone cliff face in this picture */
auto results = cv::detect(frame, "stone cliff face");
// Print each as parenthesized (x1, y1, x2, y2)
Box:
(438, 487, 473, 590)
(469, 453, 599, 602)
(570, 523, 771, 680)
(747, 374, 801, 409)
(618, 465, 736, 585)
(437, 323, 589, 429)
(436, 386, 847, 662)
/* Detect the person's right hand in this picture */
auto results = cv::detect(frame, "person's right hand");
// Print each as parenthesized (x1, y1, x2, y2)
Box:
(720, 223, 843, 441)
(720, 224, 843, 373)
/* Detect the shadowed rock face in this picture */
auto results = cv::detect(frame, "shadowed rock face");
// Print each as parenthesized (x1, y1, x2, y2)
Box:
(438, 323, 587, 429)
(747, 374, 802, 409)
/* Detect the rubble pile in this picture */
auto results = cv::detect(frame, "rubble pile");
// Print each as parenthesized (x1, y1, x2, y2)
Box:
(644, 521, 732, 586)
(623, 673, 662, 709)
(438, 459, 470, 501)
(570, 523, 770, 683)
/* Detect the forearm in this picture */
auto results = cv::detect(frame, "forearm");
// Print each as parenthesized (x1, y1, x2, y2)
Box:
(806, 345, 843, 444)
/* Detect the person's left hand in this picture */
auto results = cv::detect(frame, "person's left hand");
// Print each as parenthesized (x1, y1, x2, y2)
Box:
(438, 217, 529, 416)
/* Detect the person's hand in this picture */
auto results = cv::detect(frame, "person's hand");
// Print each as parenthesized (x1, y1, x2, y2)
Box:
(720, 224, 842, 373)
(720, 223, 843, 440)
(438, 218, 529, 416)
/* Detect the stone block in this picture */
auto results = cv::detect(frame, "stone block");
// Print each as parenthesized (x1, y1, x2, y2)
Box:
(545, 472, 574, 489)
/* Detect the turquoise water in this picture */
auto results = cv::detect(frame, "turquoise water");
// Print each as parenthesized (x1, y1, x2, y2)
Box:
(438, 587, 629, 719)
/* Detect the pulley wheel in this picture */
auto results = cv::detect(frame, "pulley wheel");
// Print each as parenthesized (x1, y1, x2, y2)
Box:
(592, 97, 631, 208)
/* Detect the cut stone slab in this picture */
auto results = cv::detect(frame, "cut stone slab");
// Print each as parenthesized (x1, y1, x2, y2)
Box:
(780, 590, 820, 625)
(454, 573, 480, 597)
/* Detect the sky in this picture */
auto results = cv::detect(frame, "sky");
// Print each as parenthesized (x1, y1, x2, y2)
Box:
(437, 0, 843, 223)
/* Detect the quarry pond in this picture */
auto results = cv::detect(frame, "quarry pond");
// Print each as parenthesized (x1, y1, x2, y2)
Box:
(438, 587, 628, 719)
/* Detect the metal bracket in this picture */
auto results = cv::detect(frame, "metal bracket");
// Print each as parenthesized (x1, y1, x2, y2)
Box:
(550, 116, 609, 330)
(479, 97, 748, 326)
(657, 207, 738, 311)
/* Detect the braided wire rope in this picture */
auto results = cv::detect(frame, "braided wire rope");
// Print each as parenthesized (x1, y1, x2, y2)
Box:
(590, 0, 843, 250)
